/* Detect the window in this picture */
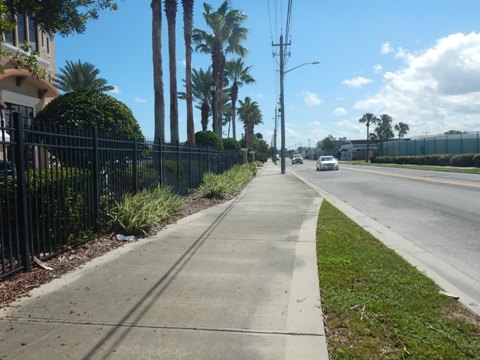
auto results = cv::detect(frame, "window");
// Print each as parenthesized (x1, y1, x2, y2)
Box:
(17, 14, 27, 45)
(4, 12, 15, 45)
(28, 17, 38, 51)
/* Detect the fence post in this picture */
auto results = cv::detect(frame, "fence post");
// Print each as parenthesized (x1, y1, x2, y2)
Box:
(92, 127, 100, 231)
(13, 113, 31, 272)
(188, 141, 192, 189)
(446, 135, 448, 154)
(477, 132, 479, 153)
(158, 138, 163, 187)
(176, 140, 180, 193)
(206, 146, 210, 173)
(132, 138, 138, 193)
(460, 133, 463, 154)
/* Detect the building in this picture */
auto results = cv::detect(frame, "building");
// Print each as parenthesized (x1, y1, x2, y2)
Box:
(339, 140, 379, 161)
(1, 14, 59, 159)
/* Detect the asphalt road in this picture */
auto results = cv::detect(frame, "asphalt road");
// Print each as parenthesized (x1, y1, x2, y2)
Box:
(288, 160, 480, 309)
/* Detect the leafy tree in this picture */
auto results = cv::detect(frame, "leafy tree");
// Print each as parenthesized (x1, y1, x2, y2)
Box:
(195, 130, 223, 150)
(151, 0, 165, 143)
(444, 130, 464, 135)
(375, 114, 394, 141)
(179, 67, 213, 131)
(193, 1, 248, 138)
(321, 134, 336, 152)
(222, 137, 240, 150)
(238, 96, 262, 150)
(182, 0, 195, 144)
(55, 60, 114, 93)
(0, 1, 118, 75)
(225, 58, 255, 140)
(359, 113, 378, 161)
(165, 0, 179, 144)
(34, 91, 142, 139)
(394, 122, 410, 139)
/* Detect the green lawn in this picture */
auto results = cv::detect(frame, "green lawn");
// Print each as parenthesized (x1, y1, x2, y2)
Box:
(342, 160, 480, 174)
(317, 201, 480, 359)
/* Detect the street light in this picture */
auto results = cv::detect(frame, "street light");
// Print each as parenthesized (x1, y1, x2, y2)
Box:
(210, 82, 216, 132)
(279, 58, 320, 174)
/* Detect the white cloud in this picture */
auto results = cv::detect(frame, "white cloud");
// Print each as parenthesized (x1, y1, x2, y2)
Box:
(334, 107, 347, 116)
(354, 32, 480, 135)
(134, 97, 148, 104)
(343, 76, 373, 88)
(303, 91, 323, 107)
(109, 85, 121, 94)
(373, 64, 383, 74)
(381, 41, 393, 55)
(251, 92, 265, 99)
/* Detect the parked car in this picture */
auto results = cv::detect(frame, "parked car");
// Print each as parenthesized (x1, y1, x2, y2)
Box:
(0, 160, 16, 177)
(316, 156, 339, 171)
(291, 154, 303, 164)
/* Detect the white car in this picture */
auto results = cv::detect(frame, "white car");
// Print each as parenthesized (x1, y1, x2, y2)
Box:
(316, 156, 339, 171)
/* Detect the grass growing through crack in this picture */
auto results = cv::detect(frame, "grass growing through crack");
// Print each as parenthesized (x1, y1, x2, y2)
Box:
(317, 200, 480, 359)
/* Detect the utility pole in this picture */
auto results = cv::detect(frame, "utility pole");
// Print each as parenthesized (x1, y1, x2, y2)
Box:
(273, 33, 290, 174)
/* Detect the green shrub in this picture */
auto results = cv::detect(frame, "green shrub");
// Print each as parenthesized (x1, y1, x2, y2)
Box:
(199, 164, 256, 199)
(109, 186, 182, 235)
(195, 131, 224, 150)
(222, 138, 241, 151)
(437, 154, 452, 166)
(473, 153, 480, 167)
(450, 154, 474, 167)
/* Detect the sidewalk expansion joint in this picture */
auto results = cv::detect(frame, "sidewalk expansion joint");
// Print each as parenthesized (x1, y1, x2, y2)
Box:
(1, 316, 325, 338)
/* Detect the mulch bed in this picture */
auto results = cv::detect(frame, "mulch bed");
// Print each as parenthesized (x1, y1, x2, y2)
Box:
(0, 190, 228, 309)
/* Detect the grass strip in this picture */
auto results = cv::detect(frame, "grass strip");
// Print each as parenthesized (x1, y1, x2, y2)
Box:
(342, 161, 480, 174)
(317, 200, 480, 359)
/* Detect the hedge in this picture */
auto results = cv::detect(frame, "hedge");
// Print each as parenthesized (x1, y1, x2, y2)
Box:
(372, 153, 479, 167)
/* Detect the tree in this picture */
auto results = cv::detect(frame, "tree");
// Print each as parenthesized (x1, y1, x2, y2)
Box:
(193, 1, 248, 138)
(358, 113, 378, 161)
(195, 130, 223, 150)
(165, 0, 179, 144)
(151, 0, 165, 143)
(444, 130, 464, 135)
(182, 0, 195, 145)
(375, 114, 394, 141)
(55, 60, 114, 93)
(394, 122, 410, 139)
(33, 91, 142, 139)
(238, 96, 262, 150)
(0, 1, 118, 75)
(321, 135, 336, 153)
(225, 58, 255, 140)
(179, 67, 212, 131)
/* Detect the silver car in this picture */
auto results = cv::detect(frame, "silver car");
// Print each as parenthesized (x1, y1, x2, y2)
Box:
(316, 156, 339, 171)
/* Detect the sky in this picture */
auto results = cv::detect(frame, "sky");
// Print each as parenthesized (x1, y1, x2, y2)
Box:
(55, 0, 480, 150)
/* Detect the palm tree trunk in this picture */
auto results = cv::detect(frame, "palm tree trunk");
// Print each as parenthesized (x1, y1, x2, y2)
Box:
(151, 0, 165, 144)
(165, 0, 179, 144)
(201, 102, 209, 131)
(231, 81, 238, 140)
(211, 38, 223, 137)
(182, 0, 195, 145)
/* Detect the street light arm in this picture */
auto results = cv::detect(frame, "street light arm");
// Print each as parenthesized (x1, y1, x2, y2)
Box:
(284, 61, 320, 74)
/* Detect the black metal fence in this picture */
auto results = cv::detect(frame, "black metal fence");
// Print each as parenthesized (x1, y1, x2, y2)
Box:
(1, 113, 243, 279)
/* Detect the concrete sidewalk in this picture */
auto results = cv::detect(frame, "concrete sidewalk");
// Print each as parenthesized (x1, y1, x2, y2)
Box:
(0, 161, 328, 360)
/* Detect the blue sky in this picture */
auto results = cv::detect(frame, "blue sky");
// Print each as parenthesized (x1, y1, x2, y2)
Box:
(56, 0, 480, 149)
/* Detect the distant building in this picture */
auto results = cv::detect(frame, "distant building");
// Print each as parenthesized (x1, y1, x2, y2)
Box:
(339, 140, 379, 161)
(1, 13, 59, 159)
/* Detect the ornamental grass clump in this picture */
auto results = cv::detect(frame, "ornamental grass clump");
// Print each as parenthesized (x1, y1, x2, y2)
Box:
(200, 164, 256, 199)
(109, 186, 182, 235)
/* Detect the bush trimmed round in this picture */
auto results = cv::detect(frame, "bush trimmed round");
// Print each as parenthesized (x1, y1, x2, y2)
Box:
(222, 138, 241, 151)
(195, 131, 224, 150)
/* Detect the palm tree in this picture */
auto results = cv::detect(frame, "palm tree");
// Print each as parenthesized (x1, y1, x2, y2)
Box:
(179, 67, 213, 131)
(192, 0, 248, 138)
(182, 0, 195, 144)
(225, 58, 255, 140)
(358, 113, 378, 161)
(151, 0, 165, 143)
(238, 96, 262, 150)
(394, 122, 410, 139)
(165, 0, 179, 144)
(55, 60, 114, 93)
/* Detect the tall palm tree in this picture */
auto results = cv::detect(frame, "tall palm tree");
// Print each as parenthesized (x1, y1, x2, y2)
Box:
(192, 0, 248, 138)
(394, 122, 410, 139)
(55, 60, 114, 93)
(151, 0, 165, 143)
(182, 0, 195, 144)
(225, 58, 255, 140)
(178, 67, 213, 131)
(358, 112, 378, 161)
(238, 96, 262, 150)
(165, 0, 179, 144)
